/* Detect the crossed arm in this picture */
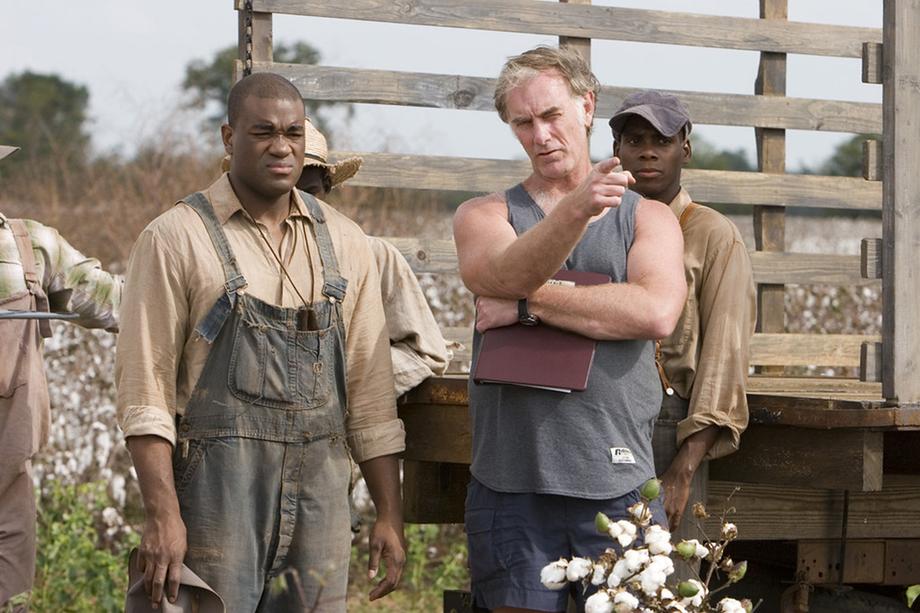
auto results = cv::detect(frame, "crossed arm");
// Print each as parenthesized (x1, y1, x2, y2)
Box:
(457, 189, 687, 341)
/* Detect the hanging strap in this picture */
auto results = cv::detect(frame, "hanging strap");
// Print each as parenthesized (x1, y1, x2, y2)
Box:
(299, 191, 348, 303)
(181, 193, 249, 343)
(653, 202, 699, 397)
(8, 219, 52, 338)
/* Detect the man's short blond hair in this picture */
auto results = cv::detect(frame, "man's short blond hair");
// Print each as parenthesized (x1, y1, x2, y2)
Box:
(494, 45, 600, 124)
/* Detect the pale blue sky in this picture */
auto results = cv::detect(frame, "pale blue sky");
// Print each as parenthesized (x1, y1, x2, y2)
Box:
(4, 1, 882, 169)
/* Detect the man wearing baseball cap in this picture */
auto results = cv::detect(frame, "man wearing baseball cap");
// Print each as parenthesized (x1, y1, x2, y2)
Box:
(0, 145, 122, 606)
(610, 91, 756, 543)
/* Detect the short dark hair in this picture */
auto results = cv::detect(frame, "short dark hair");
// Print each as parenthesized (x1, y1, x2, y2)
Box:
(227, 73, 303, 126)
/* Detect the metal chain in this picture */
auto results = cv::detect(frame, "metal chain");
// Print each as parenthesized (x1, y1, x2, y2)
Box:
(243, 0, 254, 76)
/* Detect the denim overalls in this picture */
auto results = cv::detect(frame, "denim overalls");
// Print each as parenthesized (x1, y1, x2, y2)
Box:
(173, 192, 351, 612)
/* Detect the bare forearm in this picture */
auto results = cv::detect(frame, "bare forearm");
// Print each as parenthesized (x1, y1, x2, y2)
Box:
(667, 426, 721, 478)
(127, 435, 181, 519)
(528, 283, 682, 340)
(483, 205, 591, 298)
(359, 454, 403, 523)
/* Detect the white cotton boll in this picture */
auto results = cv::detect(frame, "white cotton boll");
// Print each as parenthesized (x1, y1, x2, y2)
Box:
(660, 588, 675, 601)
(644, 525, 673, 555)
(584, 590, 614, 613)
(608, 559, 628, 587)
(612, 590, 640, 612)
(718, 597, 746, 613)
(610, 520, 637, 548)
(540, 559, 569, 590)
(623, 548, 650, 573)
(566, 557, 593, 582)
(101, 506, 121, 527)
(639, 566, 668, 596)
(591, 563, 609, 586)
(647, 554, 675, 577)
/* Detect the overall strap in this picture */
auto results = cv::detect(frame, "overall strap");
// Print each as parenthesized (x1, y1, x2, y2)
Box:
(299, 191, 348, 303)
(181, 192, 248, 342)
(8, 219, 52, 338)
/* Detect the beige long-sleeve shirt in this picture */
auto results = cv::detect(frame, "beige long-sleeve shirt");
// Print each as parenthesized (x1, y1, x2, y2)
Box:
(659, 188, 756, 460)
(115, 174, 404, 463)
(368, 236, 450, 396)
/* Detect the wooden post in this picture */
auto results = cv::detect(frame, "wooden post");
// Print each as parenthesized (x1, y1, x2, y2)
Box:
(237, 3, 273, 80)
(881, 0, 920, 402)
(559, 0, 591, 65)
(754, 0, 787, 375)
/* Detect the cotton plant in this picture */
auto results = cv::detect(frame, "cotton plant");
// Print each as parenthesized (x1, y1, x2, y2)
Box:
(539, 478, 758, 613)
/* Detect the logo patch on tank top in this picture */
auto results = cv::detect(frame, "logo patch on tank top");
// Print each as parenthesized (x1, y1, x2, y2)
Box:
(610, 447, 636, 464)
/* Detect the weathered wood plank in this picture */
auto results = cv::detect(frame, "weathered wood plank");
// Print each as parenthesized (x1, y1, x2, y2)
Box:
(860, 341, 883, 383)
(558, 0, 590, 65)
(863, 139, 882, 181)
(248, 0, 880, 58)
(862, 42, 884, 85)
(441, 326, 878, 369)
(747, 376, 880, 398)
(259, 63, 882, 135)
(378, 236, 879, 286)
(751, 333, 879, 368)
(403, 460, 468, 524)
(861, 238, 883, 279)
(335, 151, 882, 210)
(704, 476, 920, 540)
(753, 0, 788, 377)
(881, 0, 920, 403)
(709, 427, 883, 492)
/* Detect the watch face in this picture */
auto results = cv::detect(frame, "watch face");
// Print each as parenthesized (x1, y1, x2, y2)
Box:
(519, 313, 540, 326)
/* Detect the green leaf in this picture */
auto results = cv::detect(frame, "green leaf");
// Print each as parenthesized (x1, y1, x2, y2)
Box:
(906, 584, 920, 608)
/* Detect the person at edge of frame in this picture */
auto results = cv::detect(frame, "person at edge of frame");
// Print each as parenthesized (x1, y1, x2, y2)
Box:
(0, 144, 123, 608)
(452, 46, 687, 613)
(115, 73, 406, 612)
(610, 92, 756, 576)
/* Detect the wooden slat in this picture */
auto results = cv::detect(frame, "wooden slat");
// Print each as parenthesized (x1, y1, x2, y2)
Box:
(380, 236, 878, 286)
(261, 63, 881, 135)
(861, 341, 883, 383)
(881, 0, 920, 403)
(863, 139, 883, 182)
(751, 333, 879, 367)
(862, 42, 884, 85)
(441, 327, 878, 369)
(861, 238, 883, 279)
(335, 151, 882, 210)
(248, 0, 880, 58)
(709, 427, 883, 492)
(704, 476, 920, 540)
(747, 376, 881, 398)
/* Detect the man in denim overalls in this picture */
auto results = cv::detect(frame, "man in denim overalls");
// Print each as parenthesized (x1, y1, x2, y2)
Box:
(116, 73, 406, 612)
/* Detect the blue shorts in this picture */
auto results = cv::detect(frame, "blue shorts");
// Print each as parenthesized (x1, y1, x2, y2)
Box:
(465, 477, 667, 613)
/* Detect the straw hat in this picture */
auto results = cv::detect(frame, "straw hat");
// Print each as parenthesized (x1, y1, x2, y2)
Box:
(0, 145, 20, 162)
(220, 119, 362, 189)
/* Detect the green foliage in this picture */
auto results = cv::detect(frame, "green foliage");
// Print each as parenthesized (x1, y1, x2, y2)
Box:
(349, 523, 468, 612)
(5, 481, 139, 613)
(907, 584, 920, 608)
(0, 71, 90, 175)
(687, 134, 754, 172)
(182, 41, 345, 136)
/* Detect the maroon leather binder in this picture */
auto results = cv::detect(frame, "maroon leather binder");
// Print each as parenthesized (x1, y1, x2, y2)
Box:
(472, 270, 611, 392)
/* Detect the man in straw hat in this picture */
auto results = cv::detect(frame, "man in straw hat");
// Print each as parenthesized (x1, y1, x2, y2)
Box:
(116, 73, 406, 612)
(293, 118, 451, 397)
(453, 46, 686, 612)
(0, 145, 122, 607)
(609, 91, 755, 552)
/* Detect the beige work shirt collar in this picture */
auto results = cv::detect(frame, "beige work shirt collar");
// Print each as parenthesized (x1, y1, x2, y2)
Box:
(665, 187, 693, 221)
(209, 173, 314, 228)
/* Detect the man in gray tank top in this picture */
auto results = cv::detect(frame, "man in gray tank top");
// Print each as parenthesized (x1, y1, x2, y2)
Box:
(453, 46, 687, 613)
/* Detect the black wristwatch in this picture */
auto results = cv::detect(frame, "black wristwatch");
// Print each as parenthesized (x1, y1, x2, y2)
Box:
(518, 298, 540, 326)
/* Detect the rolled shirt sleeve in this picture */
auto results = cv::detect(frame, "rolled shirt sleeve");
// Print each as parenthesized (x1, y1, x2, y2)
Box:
(115, 224, 188, 446)
(341, 231, 406, 463)
(676, 236, 756, 460)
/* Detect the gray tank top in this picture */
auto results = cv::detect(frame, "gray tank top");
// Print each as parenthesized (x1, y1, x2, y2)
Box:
(469, 184, 661, 499)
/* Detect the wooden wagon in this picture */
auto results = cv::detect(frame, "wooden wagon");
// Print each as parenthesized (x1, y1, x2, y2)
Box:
(234, 0, 920, 608)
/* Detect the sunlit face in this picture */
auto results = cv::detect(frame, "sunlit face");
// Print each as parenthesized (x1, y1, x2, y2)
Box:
(614, 115, 690, 204)
(221, 95, 306, 201)
(505, 70, 595, 182)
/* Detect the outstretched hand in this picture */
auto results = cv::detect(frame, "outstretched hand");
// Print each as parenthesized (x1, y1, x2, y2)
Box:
(562, 156, 636, 220)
